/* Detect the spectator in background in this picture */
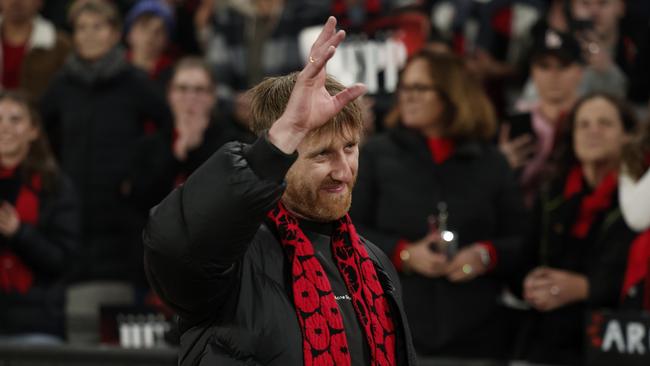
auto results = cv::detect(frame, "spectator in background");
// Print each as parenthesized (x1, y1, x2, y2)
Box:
(126, 57, 255, 212)
(428, 0, 545, 116)
(351, 50, 528, 363)
(0, 91, 79, 344)
(500, 28, 584, 207)
(195, 0, 305, 123)
(529, 0, 640, 100)
(619, 120, 650, 310)
(125, 0, 176, 87)
(515, 93, 637, 365)
(0, 0, 71, 99)
(40, 0, 170, 284)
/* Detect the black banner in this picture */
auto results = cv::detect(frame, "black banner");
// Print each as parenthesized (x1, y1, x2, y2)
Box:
(586, 310, 650, 366)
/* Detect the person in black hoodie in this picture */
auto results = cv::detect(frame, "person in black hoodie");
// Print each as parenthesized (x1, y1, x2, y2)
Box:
(143, 17, 417, 366)
(0, 91, 79, 343)
(40, 0, 169, 283)
(515, 93, 638, 365)
(350, 50, 528, 364)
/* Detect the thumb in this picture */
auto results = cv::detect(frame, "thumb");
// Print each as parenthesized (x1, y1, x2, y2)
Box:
(333, 83, 367, 111)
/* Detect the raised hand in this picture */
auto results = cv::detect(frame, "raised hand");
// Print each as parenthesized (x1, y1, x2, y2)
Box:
(498, 123, 535, 169)
(0, 201, 20, 237)
(268, 17, 367, 153)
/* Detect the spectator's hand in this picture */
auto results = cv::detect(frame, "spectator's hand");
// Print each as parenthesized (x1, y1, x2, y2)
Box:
(403, 232, 448, 278)
(498, 123, 535, 169)
(173, 115, 210, 161)
(446, 244, 488, 282)
(578, 30, 614, 73)
(523, 266, 589, 312)
(268, 17, 366, 154)
(0, 202, 20, 237)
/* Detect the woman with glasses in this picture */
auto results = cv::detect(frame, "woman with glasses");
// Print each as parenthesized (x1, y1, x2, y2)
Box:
(351, 50, 528, 364)
(126, 57, 255, 213)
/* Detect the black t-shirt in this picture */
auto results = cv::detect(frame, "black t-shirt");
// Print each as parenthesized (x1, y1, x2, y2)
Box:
(300, 219, 371, 366)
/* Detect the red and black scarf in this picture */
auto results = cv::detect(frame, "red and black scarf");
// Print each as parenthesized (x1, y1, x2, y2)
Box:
(267, 203, 396, 366)
(563, 166, 618, 239)
(0, 168, 41, 294)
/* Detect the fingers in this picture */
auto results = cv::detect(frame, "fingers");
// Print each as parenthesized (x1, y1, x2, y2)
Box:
(510, 133, 533, 150)
(332, 83, 367, 110)
(302, 30, 346, 79)
(310, 16, 337, 52)
(421, 252, 448, 278)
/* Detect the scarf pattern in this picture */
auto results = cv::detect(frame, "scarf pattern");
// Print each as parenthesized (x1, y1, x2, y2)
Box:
(563, 166, 618, 239)
(0, 172, 41, 294)
(267, 203, 396, 366)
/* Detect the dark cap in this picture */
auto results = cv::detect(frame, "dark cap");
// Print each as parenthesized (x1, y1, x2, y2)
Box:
(531, 28, 584, 65)
(125, 0, 175, 37)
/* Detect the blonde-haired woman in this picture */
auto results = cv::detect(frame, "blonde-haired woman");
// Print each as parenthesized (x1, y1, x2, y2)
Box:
(351, 50, 527, 363)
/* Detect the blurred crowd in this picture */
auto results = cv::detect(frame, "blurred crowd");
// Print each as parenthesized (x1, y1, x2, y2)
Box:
(0, 0, 649, 365)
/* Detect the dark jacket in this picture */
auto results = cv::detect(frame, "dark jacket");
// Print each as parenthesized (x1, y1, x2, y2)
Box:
(515, 177, 636, 365)
(41, 48, 170, 282)
(143, 136, 417, 365)
(0, 171, 79, 337)
(350, 127, 528, 359)
(126, 113, 255, 213)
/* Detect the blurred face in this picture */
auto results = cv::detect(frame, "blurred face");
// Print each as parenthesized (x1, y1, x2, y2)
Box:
(283, 128, 360, 222)
(532, 56, 583, 105)
(127, 15, 168, 58)
(168, 68, 215, 119)
(398, 58, 446, 134)
(73, 11, 120, 61)
(572, 0, 624, 36)
(0, 100, 38, 162)
(573, 97, 628, 166)
(0, 0, 41, 24)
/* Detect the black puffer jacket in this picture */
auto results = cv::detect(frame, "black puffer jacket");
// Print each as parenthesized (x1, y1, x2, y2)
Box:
(41, 49, 170, 282)
(351, 127, 528, 359)
(143, 136, 417, 365)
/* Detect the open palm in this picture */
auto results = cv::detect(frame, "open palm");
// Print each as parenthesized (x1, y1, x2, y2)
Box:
(269, 17, 366, 152)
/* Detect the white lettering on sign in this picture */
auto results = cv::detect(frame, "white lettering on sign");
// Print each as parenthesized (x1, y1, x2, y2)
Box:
(601, 320, 650, 355)
(627, 323, 646, 354)
(299, 26, 408, 94)
(602, 320, 625, 353)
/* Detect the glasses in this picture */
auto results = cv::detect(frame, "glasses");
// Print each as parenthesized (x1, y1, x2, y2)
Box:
(172, 83, 212, 95)
(397, 83, 438, 95)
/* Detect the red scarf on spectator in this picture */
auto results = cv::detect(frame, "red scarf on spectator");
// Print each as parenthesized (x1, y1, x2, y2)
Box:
(267, 203, 396, 366)
(0, 169, 41, 294)
(563, 166, 617, 239)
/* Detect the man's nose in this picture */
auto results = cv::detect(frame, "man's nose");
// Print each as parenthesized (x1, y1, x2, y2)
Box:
(330, 154, 354, 183)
